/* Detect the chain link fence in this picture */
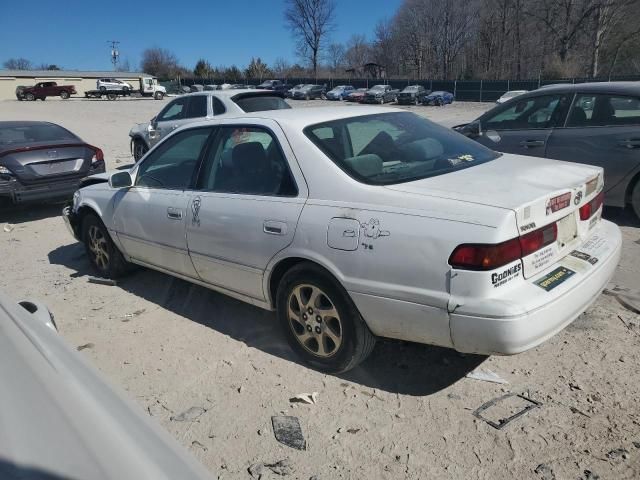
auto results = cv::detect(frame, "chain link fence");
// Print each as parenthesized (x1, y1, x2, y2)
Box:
(163, 75, 640, 102)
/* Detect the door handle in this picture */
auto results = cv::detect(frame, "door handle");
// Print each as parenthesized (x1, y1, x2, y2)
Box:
(618, 139, 640, 149)
(263, 220, 287, 235)
(167, 207, 183, 220)
(519, 140, 545, 148)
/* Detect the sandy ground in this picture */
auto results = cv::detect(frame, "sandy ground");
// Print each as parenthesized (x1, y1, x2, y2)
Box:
(1, 97, 639, 480)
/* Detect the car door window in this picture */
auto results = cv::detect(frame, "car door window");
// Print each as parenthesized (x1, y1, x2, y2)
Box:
(197, 126, 297, 196)
(567, 94, 640, 127)
(484, 94, 568, 130)
(136, 128, 212, 189)
(185, 95, 208, 118)
(157, 98, 188, 122)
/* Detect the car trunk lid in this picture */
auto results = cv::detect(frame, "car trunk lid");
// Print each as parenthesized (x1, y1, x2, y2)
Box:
(386, 154, 604, 278)
(0, 142, 94, 184)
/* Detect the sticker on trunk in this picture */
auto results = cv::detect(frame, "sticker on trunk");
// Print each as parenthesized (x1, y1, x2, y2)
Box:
(491, 263, 522, 288)
(569, 250, 598, 265)
(545, 192, 571, 216)
(585, 176, 598, 196)
(534, 266, 576, 291)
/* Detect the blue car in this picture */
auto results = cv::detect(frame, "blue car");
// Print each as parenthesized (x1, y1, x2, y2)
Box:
(422, 91, 454, 106)
(325, 85, 355, 100)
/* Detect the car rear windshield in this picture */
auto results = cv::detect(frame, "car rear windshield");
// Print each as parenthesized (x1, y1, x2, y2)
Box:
(233, 95, 291, 113)
(304, 112, 499, 185)
(0, 123, 78, 147)
(403, 86, 420, 92)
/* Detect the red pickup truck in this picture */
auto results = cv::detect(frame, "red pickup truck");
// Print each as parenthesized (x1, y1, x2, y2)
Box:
(16, 82, 77, 101)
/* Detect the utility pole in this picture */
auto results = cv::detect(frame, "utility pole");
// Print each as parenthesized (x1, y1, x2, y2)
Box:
(107, 40, 120, 70)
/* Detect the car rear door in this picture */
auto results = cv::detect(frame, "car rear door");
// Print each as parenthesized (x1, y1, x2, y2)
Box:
(475, 93, 571, 156)
(185, 120, 307, 300)
(113, 127, 214, 277)
(545, 93, 640, 206)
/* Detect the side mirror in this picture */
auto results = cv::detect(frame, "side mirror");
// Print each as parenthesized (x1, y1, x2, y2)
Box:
(149, 117, 157, 130)
(109, 171, 132, 189)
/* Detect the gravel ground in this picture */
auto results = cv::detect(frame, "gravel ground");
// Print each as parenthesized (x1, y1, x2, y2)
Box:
(1, 96, 639, 480)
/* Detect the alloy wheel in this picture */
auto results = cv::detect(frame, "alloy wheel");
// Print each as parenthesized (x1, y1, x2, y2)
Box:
(287, 284, 343, 358)
(87, 225, 109, 271)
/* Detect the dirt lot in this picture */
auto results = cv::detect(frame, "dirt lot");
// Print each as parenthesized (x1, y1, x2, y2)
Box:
(1, 97, 639, 480)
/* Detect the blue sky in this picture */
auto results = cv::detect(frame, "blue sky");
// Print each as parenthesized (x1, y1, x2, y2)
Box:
(0, 0, 402, 71)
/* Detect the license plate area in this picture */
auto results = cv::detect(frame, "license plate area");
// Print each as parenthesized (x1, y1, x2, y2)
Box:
(522, 213, 578, 279)
(556, 213, 578, 249)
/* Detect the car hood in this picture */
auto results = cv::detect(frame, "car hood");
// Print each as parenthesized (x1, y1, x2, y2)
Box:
(385, 154, 601, 211)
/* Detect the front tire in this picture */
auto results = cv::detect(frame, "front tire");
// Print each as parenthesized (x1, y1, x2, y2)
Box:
(132, 138, 148, 161)
(631, 181, 640, 219)
(154, 91, 164, 100)
(82, 214, 130, 279)
(276, 262, 376, 373)
(25, 93, 35, 101)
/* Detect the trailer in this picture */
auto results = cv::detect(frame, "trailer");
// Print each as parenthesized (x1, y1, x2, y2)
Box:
(83, 76, 166, 100)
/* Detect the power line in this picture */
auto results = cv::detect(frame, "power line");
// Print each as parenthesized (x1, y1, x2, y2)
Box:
(107, 40, 120, 70)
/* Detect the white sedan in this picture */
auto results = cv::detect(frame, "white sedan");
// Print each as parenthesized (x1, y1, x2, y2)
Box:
(64, 107, 621, 372)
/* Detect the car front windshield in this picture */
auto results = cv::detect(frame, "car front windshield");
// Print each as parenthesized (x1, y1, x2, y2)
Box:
(304, 112, 499, 186)
(370, 86, 384, 91)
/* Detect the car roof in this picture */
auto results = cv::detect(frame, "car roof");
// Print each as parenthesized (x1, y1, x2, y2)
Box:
(185, 106, 400, 130)
(531, 81, 640, 95)
(0, 120, 60, 128)
(180, 89, 271, 97)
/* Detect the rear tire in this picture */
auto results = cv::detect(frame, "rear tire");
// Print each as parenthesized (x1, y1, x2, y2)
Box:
(99, 86, 107, 92)
(631, 181, 640, 220)
(154, 91, 164, 100)
(276, 262, 376, 373)
(60, 91, 70, 99)
(81, 214, 130, 279)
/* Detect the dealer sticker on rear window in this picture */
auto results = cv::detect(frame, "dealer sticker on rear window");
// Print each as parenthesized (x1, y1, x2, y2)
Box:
(546, 192, 572, 216)
(534, 266, 576, 291)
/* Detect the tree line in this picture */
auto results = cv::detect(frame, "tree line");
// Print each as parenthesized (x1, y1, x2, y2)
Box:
(5, 0, 640, 81)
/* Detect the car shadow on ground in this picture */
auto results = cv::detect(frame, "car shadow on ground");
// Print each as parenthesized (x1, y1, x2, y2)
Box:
(0, 201, 64, 225)
(49, 243, 486, 396)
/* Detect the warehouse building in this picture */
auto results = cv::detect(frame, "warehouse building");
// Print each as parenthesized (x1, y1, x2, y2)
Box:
(0, 70, 149, 100)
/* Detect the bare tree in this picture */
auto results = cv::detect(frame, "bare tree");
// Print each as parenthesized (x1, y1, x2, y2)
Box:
(273, 57, 292, 77)
(344, 34, 372, 74)
(284, 0, 336, 77)
(325, 43, 345, 73)
(141, 48, 181, 79)
(3, 58, 32, 70)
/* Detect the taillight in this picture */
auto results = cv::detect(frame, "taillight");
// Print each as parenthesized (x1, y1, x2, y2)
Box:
(449, 222, 558, 271)
(579, 191, 604, 220)
(89, 145, 104, 164)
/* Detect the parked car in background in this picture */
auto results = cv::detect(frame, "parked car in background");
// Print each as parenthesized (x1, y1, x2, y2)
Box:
(286, 84, 305, 98)
(129, 90, 291, 160)
(257, 80, 290, 93)
(422, 91, 454, 106)
(96, 78, 133, 92)
(291, 84, 325, 100)
(0, 121, 105, 204)
(454, 82, 640, 217)
(16, 82, 76, 101)
(496, 90, 528, 104)
(65, 107, 620, 373)
(325, 85, 355, 101)
(396, 85, 429, 105)
(362, 85, 398, 104)
(0, 289, 214, 480)
(345, 88, 368, 103)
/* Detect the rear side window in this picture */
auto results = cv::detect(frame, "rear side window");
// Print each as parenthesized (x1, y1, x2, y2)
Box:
(567, 94, 640, 127)
(234, 95, 291, 113)
(212, 97, 226, 115)
(186, 95, 208, 118)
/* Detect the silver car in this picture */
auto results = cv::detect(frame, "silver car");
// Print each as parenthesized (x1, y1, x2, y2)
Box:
(129, 90, 291, 160)
(0, 289, 213, 480)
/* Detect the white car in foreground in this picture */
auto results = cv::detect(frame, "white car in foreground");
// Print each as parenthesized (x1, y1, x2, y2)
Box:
(64, 107, 621, 372)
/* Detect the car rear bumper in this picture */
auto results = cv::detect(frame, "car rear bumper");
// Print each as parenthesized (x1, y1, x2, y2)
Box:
(450, 219, 622, 355)
(0, 178, 80, 203)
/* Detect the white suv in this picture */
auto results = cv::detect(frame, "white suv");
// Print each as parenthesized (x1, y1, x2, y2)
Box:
(97, 78, 133, 92)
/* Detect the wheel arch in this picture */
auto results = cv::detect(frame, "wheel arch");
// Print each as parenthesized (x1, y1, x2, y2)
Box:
(624, 169, 640, 206)
(265, 254, 347, 310)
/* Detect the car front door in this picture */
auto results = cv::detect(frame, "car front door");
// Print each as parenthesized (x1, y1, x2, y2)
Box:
(474, 93, 571, 156)
(150, 97, 190, 147)
(185, 122, 307, 300)
(545, 93, 640, 205)
(112, 127, 214, 277)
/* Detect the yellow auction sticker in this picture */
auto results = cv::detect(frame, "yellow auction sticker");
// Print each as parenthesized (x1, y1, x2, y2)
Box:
(534, 266, 576, 292)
